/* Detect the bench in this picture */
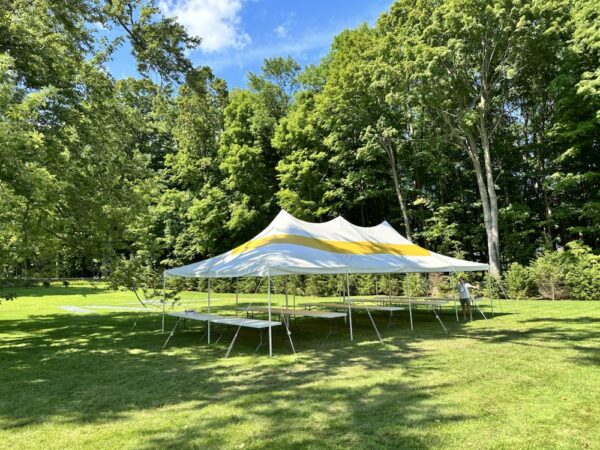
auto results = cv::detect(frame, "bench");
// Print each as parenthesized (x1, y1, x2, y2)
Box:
(163, 311, 285, 356)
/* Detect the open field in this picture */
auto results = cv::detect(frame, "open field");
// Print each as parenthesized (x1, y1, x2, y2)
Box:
(1, 285, 599, 449)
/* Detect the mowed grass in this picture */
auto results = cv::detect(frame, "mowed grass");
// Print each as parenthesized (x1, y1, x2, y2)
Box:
(0, 285, 599, 450)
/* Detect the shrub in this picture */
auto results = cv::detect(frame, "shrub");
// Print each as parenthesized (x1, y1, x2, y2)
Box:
(404, 273, 427, 297)
(379, 275, 403, 296)
(504, 263, 537, 299)
(564, 242, 600, 300)
(62, 280, 70, 287)
(304, 275, 339, 297)
(529, 249, 573, 299)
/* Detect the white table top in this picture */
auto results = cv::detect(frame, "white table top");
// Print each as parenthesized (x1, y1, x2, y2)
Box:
(168, 311, 281, 328)
(237, 306, 347, 319)
(358, 297, 450, 306)
(300, 302, 404, 312)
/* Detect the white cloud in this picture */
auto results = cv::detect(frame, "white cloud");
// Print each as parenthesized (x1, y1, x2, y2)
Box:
(274, 24, 288, 38)
(159, 0, 251, 53)
(200, 29, 334, 71)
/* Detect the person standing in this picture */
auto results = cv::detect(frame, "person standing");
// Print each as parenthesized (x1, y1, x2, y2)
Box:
(457, 277, 474, 321)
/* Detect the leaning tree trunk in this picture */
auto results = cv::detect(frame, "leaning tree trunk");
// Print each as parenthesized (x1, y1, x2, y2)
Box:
(381, 138, 413, 241)
(481, 129, 501, 276)
(465, 132, 501, 278)
(390, 162, 413, 241)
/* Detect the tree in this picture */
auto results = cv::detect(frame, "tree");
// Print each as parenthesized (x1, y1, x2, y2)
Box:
(107, 255, 181, 306)
(158, 67, 229, 264)
(378, 0, 574, 276)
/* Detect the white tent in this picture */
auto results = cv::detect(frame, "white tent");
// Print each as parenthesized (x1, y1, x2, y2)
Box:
(164, 210, 488, 278)
(162, 210, 490, 356)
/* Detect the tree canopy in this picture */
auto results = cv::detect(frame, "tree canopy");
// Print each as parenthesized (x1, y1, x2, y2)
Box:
(1, 0, 598, 281)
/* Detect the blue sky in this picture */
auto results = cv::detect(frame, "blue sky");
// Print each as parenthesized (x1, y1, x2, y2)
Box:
(106, 0, 395, 89)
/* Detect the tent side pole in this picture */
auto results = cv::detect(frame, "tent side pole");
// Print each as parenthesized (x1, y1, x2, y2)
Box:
(388, 274, 392, 303)
(293, 279, 296, 310)
(346, 270, 353, 341)
(452, 271, 459, 322)
(268, 271, 273, 357)
(285, 278, 288, 309)
(207, 277, 211, 344)
(162, 274, 166, 334)
(407, 274, 413, 331)
(235, 278, 239, 317)
(487, 270, 494, 317)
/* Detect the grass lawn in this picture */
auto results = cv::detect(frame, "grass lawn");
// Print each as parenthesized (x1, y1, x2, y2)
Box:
(1, 285, 599, 449)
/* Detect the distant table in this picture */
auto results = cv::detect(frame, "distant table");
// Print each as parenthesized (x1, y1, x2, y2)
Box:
(332, 297, 450, 333)
(237, 306, 347, 337)
(300, 302, 403, 313)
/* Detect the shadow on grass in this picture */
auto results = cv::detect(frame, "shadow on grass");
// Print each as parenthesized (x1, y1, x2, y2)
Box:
(524, 316, 600, 324)
(0, 311, 472, 449)
(451, 314, 600, 368)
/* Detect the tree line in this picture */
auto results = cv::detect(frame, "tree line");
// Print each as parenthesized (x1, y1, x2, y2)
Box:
(1, 0, 598, 284)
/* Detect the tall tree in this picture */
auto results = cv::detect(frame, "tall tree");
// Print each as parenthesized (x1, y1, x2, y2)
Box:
(379, 0, 572, 275)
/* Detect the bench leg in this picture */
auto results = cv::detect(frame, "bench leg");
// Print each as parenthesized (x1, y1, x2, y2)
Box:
(225, 325, 242, 358)
(283, 317, 296, 355)
(432, 308, 448, 334)
(325, 319, 333, 339)
(366, 309, 384, 344)
(214, 325, 224, 345)
(255, 328, 264, 353)
(162, 318, 182, 350)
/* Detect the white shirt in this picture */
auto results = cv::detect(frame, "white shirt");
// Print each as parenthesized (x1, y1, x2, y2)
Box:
(457, 282, 473, 299)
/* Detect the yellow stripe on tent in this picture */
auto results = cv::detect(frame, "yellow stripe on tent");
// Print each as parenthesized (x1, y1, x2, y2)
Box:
(231, 234, 430, 256)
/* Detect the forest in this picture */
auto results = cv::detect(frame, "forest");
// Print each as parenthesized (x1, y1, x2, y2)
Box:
(1, 0, 598, 298)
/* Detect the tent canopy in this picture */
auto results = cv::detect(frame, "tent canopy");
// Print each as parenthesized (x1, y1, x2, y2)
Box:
(164, 210, 489, 278)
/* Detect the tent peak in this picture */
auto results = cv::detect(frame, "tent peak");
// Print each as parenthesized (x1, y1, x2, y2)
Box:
(277, 209, 391, 230)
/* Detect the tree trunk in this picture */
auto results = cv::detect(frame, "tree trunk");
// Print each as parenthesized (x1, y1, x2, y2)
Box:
(391, 165, 412, 241)
(379, 138, 412, 241)
(465, 132, 501, 277)
(480, 127, 501, 276)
